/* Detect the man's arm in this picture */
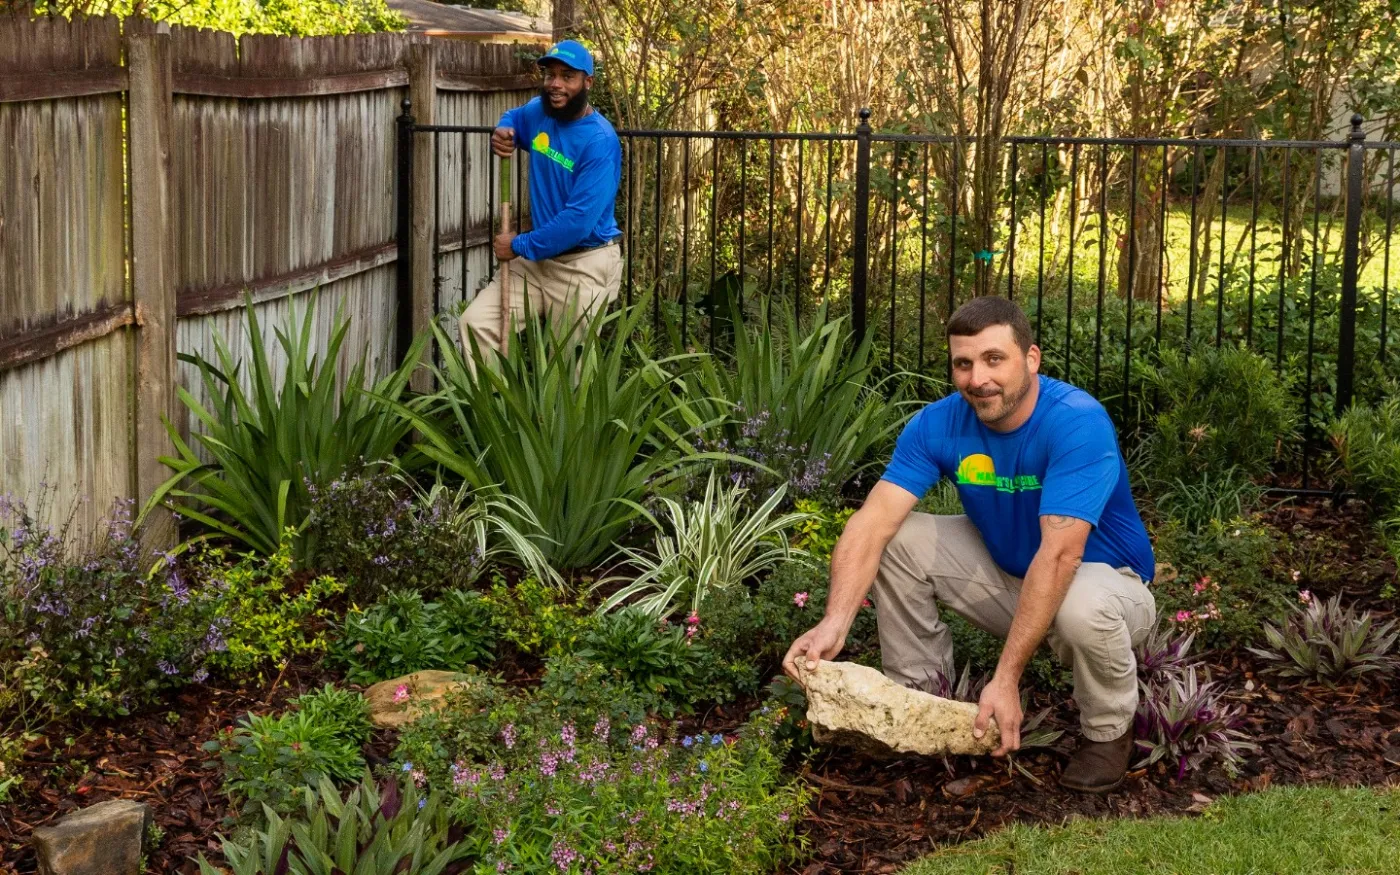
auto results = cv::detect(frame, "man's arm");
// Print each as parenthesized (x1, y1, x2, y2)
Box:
(974, 513, 1091, 755)
(781, 481, 918, 678)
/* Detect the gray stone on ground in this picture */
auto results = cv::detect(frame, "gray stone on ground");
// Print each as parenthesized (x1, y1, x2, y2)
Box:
(364, 669, 481, 729)
(32, 799, 151, 875)
(796, 659, 1000, 757)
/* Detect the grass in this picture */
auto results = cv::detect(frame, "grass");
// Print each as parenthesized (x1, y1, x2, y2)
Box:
(901, 784, 1400, 875)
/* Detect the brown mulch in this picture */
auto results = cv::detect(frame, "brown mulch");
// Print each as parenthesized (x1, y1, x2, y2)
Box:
(2, 498, 1398, 874)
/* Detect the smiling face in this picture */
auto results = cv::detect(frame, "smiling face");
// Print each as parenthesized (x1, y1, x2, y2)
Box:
(949, 324, 1042, 430)
(539, 60, 592, 120)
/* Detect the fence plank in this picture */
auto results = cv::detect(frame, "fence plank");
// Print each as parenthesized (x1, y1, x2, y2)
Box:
(408, 40, 437, 391)
(128, 30, 177, 548)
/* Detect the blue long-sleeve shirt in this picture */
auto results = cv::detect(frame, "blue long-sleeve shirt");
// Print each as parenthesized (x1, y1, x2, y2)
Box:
(499, 98, 622, 262)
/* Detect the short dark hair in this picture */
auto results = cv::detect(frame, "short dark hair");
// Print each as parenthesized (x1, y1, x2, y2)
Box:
(947, 296, 1034, 353)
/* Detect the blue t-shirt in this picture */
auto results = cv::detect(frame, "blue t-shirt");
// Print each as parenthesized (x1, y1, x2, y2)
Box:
(881, 375, 1154, 582)
(499, 98, 622, 261)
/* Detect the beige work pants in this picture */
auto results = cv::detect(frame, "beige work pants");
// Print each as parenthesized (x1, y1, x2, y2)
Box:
(459, 243, 623, 366)
(872, 513, 1156, 741)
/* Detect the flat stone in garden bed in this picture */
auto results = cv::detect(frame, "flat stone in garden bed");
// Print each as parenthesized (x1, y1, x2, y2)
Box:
(364, 669, 482, 729)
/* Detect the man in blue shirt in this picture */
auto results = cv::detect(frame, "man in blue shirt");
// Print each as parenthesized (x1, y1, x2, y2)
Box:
(459, 40, 623, 362)
(783, 296, 1157, 794)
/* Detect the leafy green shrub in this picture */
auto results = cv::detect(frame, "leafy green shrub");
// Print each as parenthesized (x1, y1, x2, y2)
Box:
(483, 576, 595, 658)
(1332, 393, 1400, 561)
(749, 561, 880, 665)
(191, 536, 343, 679)
(291, 683, 373, 743)
(400, 306, 702, 569)
(304, 470, 557, 600)
(1247, 593, 1399, 684)
(57, 0, 406, 37)
(1142, 345, 1297, 487)
(673, 306, 918, 499)
(0, 497, 223, 720)
(443, 709, 810, 874)
(204, 696, 371, 819)
(146, 299, 422, 563)
(1149, 466, 1267, 534)
(336, 589, 496, 685)
(916, 480, 965, 516)
(578, 609, 701, 715)
(1150, 515, 1290, 648)
(599, 474, 815, 619)
(789, 500, 855, 567)
(195, 774, 467, 875)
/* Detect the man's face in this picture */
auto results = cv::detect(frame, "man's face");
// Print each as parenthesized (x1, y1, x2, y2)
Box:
(540, 60, 591, 119)
(949, 325, 1041, 427)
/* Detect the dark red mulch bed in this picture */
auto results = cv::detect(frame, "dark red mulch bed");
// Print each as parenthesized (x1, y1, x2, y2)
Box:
(2, 497, 1397, 874)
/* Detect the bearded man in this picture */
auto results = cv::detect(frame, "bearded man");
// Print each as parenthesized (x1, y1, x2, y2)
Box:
(783, 296, 1157, 793)
(459, 40, 623, 362)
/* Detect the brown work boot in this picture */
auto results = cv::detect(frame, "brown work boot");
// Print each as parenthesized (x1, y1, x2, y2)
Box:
(1059, 727, 1135, 794)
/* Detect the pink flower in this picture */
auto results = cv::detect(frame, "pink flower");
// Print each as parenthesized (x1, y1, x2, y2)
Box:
(685, 611, 700, 626)
(1193, 580, 1208, 594)
(392, 684, 410, 704)
(793, 592, 809, 608)
(1299, 589, 1313, 605)
(1174, 609, 1193, 623)
(861, 598, 872, 608)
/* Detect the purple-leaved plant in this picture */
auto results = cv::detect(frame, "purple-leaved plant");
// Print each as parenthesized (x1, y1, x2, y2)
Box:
(1247, 593, 1399, 685)
(1133, 664, 1257, 779)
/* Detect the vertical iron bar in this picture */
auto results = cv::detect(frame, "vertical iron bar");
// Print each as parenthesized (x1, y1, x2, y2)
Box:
(626, 136, 635, 307)
(1302, 150, 1323, 488)
(1248, 145, 1259, 347)
(681, 137, 691, 342)
(1066, 143, 1079, 383)
(740, 141, 747, 316)
(487, 130, 496, 278)
(920, 142, 930, 371)
(767, 137, 776, 314)
(1037, 142, 1047, 344)
(1218, 144, 1228, 345)
(395, 99, 415, 365)
(1095, 143, 1107, 397)
(1337, 115, 1365, 415)
(796, 139, 805, 322)
(653, 135, 662, 335)
(1383, 146, 1396, 363)
(1278, 149, 1290, 374)
(946, 141, 960, 385)
(824, 139, 835, 297)
(890, 143, 900, 372)
(852, 109, 873, 342)
(1008, 142, 1018, 300)
(459, 132, 468, 307)
(433, 132, 442, 310)
(710, 138, 719, 353)
(1125, 145, 1139, 425)
(1156, 145, 1168, 355)
(1185, 143, 1200, 355)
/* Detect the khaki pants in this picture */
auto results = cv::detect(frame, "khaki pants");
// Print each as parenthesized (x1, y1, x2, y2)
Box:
(459, 243, 623, 365)
(873, 513, 1156, 741)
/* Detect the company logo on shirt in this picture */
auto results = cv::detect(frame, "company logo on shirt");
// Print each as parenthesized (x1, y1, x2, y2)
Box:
(532, 131, 576, 172)
(955, 453, 1042, 493)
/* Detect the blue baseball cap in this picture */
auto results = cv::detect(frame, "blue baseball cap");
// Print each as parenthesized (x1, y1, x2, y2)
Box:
(538, 40, 594, 76)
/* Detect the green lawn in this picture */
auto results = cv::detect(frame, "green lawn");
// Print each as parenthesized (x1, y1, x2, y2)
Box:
(902, 785, 1400, 875)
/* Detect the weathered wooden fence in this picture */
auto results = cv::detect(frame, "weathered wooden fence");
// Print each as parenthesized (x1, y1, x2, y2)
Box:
(0, 14, 535, 545)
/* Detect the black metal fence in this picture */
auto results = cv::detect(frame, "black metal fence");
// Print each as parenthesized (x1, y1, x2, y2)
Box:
(396, 103, 1400, 490)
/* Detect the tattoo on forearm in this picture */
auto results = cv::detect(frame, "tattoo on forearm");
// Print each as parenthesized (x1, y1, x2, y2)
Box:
(1044, 514, 1077, 530)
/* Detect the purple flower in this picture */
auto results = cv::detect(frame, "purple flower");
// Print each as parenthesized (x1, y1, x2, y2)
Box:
(157, 660, 179, 676)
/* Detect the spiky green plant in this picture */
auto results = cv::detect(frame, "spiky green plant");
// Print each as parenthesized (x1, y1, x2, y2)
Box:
(1247, 594, 1399, 684)
(597, 472, 815, 619)
(143, 297, 423, 563)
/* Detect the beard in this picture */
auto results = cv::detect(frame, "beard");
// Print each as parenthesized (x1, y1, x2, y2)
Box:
(963, 367, 1033, 425)
(540, 85, 590, 121)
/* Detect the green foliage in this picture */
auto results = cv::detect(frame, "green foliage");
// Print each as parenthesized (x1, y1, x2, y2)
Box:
(204, 696, 372, 820)
(1141, 345, 1297, 487)
(291, 684, 373, 745)
(578, 609, 717, 717)
(443, 709, 810, 875)
(1149, 467, 1267, 535)
(1248, 593, 1399, 685)
(915, 480, 965, 516)
(1133, 665, 1256, 780)
(599, 473, 815, 619)
(1151, 515, 1288, 648)
(196, 774, 468, 875)
(191, 536, 343, 679)
(0, 497, 222, 721)
(399, 306, 706, 569)
(335, 589, 496, 686)
(482, 576, 595, 658)
(944, 613, 1068, 693)
(789, 499, 855, 566)
(1332, 392, 1400, 564)
(146, 299, 422, 563)
(304, 469, 558, 600)
(672, 306, 920, 498)
(49, 0, 406, 36)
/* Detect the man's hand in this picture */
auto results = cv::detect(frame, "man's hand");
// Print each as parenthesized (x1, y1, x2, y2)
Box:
(492, 126, 516, 159)
(782, 620, 846, 683)
(494, 231, 518, 262)
(974, 676, 1023, 757)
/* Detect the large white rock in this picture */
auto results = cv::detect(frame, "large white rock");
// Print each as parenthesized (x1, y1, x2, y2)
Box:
(796, 660, 1000, 756)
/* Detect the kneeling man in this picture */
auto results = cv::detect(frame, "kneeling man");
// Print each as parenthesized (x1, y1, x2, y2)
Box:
(784, 296, 1156, 793)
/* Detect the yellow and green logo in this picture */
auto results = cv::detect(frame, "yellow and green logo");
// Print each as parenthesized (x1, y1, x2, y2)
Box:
(955, 454, 1042, 493)
(531, 131, 576, 172)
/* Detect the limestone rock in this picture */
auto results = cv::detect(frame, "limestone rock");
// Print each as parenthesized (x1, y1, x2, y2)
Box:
(364, 670, 479, 729)
(32, 799, 151, 875)
(796, 660, 999, 757)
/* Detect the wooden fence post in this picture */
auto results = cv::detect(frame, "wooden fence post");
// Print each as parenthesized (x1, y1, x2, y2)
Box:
(127, 27, 178, 549)
(407, 39, 437, 394)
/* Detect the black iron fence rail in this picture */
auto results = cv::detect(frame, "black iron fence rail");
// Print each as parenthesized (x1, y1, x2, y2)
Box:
(396, 102, 1400, 493)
